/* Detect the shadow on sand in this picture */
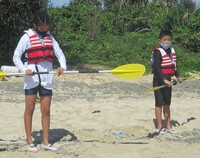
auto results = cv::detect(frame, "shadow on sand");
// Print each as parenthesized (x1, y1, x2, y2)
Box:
(32, 128, 77, 145)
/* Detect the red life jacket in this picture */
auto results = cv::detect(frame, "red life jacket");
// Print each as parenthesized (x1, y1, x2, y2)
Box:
(151, 46, 176, 77)
(24, 29, 54, 64)
(160, 47, 176, 77)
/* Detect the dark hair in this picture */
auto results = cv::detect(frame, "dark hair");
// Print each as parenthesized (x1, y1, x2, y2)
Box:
(33, 11, 50, 25)
(159, 30, 172, 39)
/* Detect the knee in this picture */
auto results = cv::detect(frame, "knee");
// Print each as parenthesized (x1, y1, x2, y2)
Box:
(41, 108, 50, 116)
(25, 106, 35, 114)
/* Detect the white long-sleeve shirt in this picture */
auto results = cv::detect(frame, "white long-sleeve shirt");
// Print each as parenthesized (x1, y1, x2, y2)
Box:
(13, 29, 67, 90)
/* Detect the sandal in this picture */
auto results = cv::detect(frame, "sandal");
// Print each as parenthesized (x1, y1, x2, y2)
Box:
(155, 128, 165, 135)
(42, 144, 57, 151)
(27, 144, 38, 153)
(166, 129, 179, 134)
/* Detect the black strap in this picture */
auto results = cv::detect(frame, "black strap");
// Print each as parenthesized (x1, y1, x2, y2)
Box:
(35, 65, 41, 84)
(26, 56, 54, 61)
(25, 47, 53, 53)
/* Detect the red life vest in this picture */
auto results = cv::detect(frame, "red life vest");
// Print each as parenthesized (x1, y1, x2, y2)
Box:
(24, 29, 54, 64)
(159, 47, 176, 77)
(151, 46, 176, 77)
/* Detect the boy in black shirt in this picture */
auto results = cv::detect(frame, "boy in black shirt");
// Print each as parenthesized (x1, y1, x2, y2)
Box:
(152, 30, 183, 134)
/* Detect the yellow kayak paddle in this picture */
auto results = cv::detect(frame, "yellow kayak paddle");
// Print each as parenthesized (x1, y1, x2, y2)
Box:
(144, 76, 198, 93)
(0, 64, 146, 80)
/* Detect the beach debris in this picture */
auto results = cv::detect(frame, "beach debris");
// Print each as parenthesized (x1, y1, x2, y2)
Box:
(117, 141, 148, 144)
(92, 110, 101, 113)
(116, 131, 123, 135)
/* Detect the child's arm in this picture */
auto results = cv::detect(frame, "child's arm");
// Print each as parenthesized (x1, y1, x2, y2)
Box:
(51, 36, 67, 75)
(174, 59, 183, 83)
(13, 34, 30, 73)
(163, 79, 173, 87)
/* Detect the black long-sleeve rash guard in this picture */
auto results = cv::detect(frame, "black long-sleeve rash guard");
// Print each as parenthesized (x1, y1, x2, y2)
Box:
(153, 47, 180, 80)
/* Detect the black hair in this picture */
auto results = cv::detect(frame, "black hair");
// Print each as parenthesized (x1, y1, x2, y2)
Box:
(159, 30, 172, 39)
(33, 11, 50, 25)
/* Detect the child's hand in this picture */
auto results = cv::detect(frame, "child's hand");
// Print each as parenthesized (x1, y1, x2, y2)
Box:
(26, 69, 33, 76)
(56, 67, 64, 76)
(164, 79, 173, 87)
(177, 77, 184, 83)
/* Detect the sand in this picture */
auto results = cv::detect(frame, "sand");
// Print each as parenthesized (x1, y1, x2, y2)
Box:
(0, 70, 200, 158)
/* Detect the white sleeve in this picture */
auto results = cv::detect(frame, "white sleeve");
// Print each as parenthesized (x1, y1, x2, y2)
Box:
(51, 35, 67, 70)
(13, 34, 30, 73)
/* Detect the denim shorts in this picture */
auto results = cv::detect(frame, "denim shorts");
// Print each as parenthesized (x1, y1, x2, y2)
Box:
(25, 85, 52, 96)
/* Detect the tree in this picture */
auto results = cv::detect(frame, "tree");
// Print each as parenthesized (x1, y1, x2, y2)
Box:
(0, 0, 48, 65)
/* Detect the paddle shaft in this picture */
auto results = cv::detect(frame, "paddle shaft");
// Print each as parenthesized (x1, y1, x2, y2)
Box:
(34, 70, 114, 75)
(157, 79, 177, 89)
(154, 78, 188, 91)
(145, 79, 178, 93)
(5, 69, 144, 76)
(156, 85, 167, 89)
(4, 70, 112, 76)
(5, 69, 140, 76)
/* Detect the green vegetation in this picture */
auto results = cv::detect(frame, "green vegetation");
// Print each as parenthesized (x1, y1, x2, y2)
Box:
(0, 0, 199, 76)
(0, 0, 49, 65)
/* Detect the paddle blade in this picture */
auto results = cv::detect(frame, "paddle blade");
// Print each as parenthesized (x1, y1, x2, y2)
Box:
(111, 64, 146, 79)
(144, 87, 160, 93)
(0, 71, 6, 80)
(144, 85, 166, 94)
(188, 75, 198, 80)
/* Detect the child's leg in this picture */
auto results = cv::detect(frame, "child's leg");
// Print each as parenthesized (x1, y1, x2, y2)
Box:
(155, 106, 162, 129)
(163, 105, 171, 129)
(40, 96, 51, 145)
(25, 95, 37, 145)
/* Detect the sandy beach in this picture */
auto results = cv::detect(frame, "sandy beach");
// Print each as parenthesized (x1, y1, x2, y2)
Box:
(0, 68, 200, 158)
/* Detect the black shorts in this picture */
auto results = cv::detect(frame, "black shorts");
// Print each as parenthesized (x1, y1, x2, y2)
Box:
(25, 85, 52, 97)
(153, 76, 172, 107)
